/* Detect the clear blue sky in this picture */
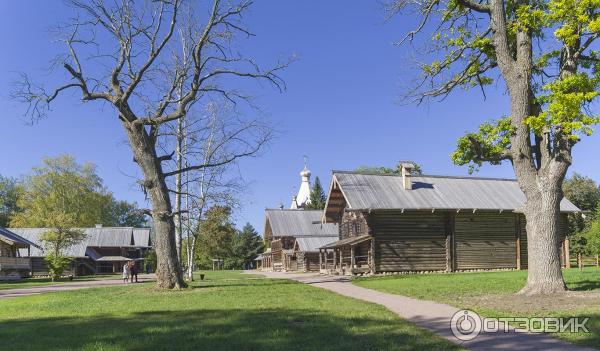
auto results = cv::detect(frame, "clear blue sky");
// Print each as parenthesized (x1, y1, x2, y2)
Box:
(1, 1, 599, 233)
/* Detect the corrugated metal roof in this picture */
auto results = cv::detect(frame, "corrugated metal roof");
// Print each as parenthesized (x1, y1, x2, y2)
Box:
(11, 228, 88, 257)
(0, 227, 41, 249)
(10, 227, 146, 258)
(265, 210, 339, 237)
(133, 228, 152, 247)
(296, 236, 339, 252)
(331, 172, 580, 212)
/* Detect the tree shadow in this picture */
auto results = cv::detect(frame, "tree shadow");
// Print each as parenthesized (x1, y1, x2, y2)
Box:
(0, 308, 462, 351)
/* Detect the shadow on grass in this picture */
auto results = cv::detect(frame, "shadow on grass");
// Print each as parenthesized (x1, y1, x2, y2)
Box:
(568, 280, 600, 292)
(190, 278, 297, 290)
(0, 308, 461, 351)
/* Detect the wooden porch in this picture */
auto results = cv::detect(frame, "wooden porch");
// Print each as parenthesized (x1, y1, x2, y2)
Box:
(318, 235, 373, 276)
(0, 257, 32, 271)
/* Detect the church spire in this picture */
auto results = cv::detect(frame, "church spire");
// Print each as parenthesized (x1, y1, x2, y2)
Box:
(290, 157, 312, 209)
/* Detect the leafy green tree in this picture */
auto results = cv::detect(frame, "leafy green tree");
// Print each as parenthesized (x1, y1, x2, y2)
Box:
(38, 212, 87, 281)
(10, 155, 146, 228)
(584, 207, 600, 265)
(11, 155, 112, 227)
(305, 177, 327, 210)
(106, 200, 147, 227)
(571, 231, 589, 271)
(564, 173, 600, 212)
(0, 176, 20, 227)
(391, 0, 600, 294)
(228, 223, 264, 269)
(563, 173, 600, 238)
(195, 206, 237, 269)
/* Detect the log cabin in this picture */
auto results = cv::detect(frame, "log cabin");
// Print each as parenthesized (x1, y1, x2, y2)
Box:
(10, 226, 153, 276)
(262, 209, 338, 271)
(0, 228, 41, 279)
(320, 164, 579, 275)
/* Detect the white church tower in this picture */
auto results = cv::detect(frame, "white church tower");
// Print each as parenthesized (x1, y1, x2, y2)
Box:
(290, 159, 312, 209)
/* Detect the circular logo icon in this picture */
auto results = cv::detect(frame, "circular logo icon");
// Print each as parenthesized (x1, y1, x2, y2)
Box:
(450, 309, 482, 341)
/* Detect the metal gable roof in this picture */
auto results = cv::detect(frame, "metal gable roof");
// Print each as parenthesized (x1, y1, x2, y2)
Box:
(133, 228, 152, 247)
(10, 227, 145, 258)
(295, 236, 339, 252)
(331, 171, 580, 212)
(265, 209, 339, 237)
(0, 227, 41, 249)
(11, 228, 88, 257)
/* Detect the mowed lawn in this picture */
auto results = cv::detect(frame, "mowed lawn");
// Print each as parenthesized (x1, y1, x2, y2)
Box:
(354, 268, 600, 348)
(0, 275, 118, 290)
(0, 271, 462, 351)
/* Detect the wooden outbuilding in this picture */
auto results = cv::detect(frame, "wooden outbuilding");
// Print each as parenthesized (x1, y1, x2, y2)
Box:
(0, 228, 41, 279)
(261, 209, 338, 271)
(320, 166, 580, 275)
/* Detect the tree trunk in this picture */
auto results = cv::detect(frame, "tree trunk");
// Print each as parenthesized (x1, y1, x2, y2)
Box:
(187, 235, 196, 281)
(174, 116, 184, 262)
(519, 189, 566, 295)
(124, 123, 185, 289)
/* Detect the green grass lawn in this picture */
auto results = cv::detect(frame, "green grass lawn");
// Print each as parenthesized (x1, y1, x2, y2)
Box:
(0, 270, 462, 351)
(354, 268, 600, 348)
(0, 274, 119, 290)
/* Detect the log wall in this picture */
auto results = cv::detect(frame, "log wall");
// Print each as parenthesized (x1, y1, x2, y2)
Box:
(339, 211, 370, 240)
(370, 212, 447, 272)
(454, 212, 517, 270)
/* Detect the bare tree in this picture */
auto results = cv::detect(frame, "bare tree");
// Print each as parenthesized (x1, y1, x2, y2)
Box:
(13, 0, 287, 289)
(169, 102, 256, 281)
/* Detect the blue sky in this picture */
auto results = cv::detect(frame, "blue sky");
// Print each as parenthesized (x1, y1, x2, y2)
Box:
(1, 1, 599, 232)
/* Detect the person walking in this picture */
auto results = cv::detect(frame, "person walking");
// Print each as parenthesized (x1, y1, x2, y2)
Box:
(122, 262, 130, 283)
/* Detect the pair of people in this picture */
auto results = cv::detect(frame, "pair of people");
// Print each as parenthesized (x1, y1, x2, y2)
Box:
(122, 261, 139, 283)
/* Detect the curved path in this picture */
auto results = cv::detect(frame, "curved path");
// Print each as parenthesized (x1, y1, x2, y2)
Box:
(0, 274, 155, 299)
(254, 271, 596, 351)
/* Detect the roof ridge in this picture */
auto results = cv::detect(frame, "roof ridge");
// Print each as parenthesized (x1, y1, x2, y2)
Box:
(264, 209, 325, 212)
(332, 170, 517, 182)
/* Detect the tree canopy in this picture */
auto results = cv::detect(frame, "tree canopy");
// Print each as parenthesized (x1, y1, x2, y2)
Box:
(193, 207, 263, 269)
(0, 176, 20, 227)
(305, 176, 327, 210)
(9, 155, 146, 228)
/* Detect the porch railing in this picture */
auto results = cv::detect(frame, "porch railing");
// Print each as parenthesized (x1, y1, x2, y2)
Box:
(0, 257, 32, 270)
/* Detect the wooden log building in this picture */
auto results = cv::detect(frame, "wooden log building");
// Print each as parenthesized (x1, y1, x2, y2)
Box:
(10, 226, 153, 276)
(261, 209, 338, 271)
(0, 228, 41, 279)
(319, 164, 580, 275)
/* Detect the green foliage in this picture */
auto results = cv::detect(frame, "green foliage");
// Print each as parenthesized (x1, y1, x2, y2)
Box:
(0, 175, 20, 227)
(305, 177, 327, 210)
(563, 173, 600, 212)
(144, 249, 157, 273)
(571, 230, 589, 256)
(582, 206, 600, 256)
(9, 155, 145, 228)
(44, 253, 73, 282)
(355, 162, 423, 175)
(106, 200, 147, 227)
(396, 0, 600, 170)
(39, 221, 87, 281)
(526, 74, 600, 138)
(451, 118, 514, 173)
(195, 206, 237, 269)
(563, 173, 600, 235)
(227, 223, 264, 269)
